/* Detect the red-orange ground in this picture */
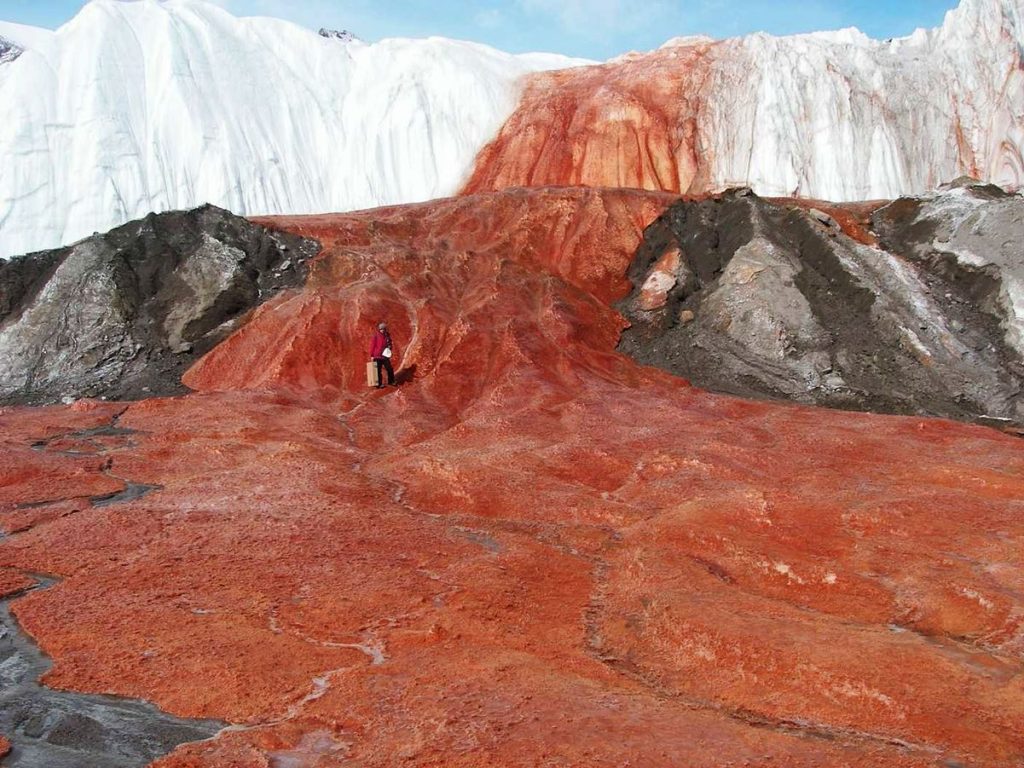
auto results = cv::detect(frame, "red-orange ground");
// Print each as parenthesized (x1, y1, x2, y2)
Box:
(0, 188, 1021, 766)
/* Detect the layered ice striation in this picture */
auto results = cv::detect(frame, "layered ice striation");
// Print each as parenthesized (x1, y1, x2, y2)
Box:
(705, 0, 1024, 200)
(0, 0, 585, 259)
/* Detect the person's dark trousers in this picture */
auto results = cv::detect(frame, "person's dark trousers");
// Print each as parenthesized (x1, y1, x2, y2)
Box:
(375, 357, 395, 386)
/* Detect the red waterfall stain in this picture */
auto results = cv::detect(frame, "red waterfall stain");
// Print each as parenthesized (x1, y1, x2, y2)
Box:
(464, 44, 718, 196)
(769, 197, 889, 245)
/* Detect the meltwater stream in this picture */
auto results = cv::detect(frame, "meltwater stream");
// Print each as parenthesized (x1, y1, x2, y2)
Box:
(3, 418, 224, 766)
(0, 575, 225, 767)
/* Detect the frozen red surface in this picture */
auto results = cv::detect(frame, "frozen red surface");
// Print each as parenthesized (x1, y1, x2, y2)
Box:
(0, 401, 127, 512)
(0, 568, 33, 598)
(463, 46, 717, 196)
(0, 188, 1022, 767)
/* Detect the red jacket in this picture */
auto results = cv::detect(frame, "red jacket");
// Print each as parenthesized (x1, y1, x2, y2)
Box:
(370, 329, 392, 359)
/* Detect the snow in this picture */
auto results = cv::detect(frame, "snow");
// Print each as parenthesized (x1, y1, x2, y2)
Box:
(0, 0, 586, 259)
(0, 20, 54, 65)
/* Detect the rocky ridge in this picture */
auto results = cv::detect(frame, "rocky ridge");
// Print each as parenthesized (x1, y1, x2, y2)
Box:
(0, 206, 316, 406)
(2, 185, 1019, 426)
(618, 183, 1024, 424)
(318, 28, 360, 43)
(0, 36, 21, 64)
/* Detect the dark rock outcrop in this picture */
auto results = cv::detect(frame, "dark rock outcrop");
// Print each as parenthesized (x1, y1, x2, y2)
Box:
(318, 28, 360, 43)
(0, 36, 23, 65)
(0, 205, 317, 405)
(618, 186, 1024, 425)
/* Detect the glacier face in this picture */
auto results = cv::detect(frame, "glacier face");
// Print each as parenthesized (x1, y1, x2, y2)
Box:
(464, 0, 1024, 204)
(0, 0, 1021, 260)
(0, 0, 585, 259)
(704, 0, 1024, 200)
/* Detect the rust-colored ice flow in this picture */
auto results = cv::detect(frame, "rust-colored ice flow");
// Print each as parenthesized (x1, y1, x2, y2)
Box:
(464, 46, 717, 196)
(0, 188, 1021, 767)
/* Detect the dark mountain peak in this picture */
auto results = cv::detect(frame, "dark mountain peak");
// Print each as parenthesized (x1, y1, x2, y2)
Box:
(0, 36, 23, 64)
(318, 28, 360, 43)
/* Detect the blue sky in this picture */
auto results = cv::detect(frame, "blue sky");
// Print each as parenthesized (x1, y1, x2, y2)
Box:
(3, 0, 963, 59)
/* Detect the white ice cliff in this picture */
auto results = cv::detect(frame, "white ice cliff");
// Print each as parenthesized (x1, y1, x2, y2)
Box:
(0, 0, 1021, 259)
(704, 0, 1024, 200)
(0, 0, 584, 259)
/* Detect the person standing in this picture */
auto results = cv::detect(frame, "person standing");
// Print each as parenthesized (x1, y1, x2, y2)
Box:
(369, 321, 396, 388)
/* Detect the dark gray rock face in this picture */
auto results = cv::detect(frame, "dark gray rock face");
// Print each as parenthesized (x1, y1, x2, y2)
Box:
(618, 186, 1024, 425)
(0, 205, 317, 406)
(318, 28, 360, 42)
(0, 36, 23, 64)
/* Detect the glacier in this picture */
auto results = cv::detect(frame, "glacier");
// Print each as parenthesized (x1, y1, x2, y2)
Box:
(0, 0, 1022, 260)
(464, 0, 1023, 204)
(0, 0, 586, 260)
(0, 20, 56, 52)
(704, 0, 1024, 200)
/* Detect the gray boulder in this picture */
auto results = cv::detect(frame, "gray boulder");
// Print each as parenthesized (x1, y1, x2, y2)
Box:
(618, 186, 1024, 425)
(0, 205, 316, 405)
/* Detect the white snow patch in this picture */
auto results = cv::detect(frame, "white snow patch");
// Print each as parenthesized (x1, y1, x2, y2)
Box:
(641, 270, 677, 293)
(899, 326, 931, 358)
(1001, 278, 1024, 356)
(772, 561, 805, 584)
(957, 586, 996, 611)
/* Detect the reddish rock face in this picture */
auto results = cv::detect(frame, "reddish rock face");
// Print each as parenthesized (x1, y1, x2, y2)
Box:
(636, 246, 683, 311)
(0, 188, 1022, 767)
